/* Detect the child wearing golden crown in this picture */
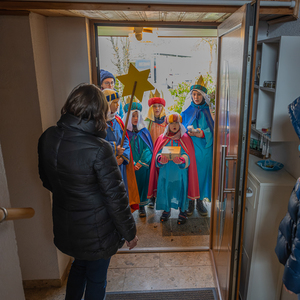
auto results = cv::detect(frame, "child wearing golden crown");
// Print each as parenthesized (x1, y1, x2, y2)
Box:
(147, 113, 199, 225)
(145, 90, 168, 209)
(103, 89, 140, 212)
(145, 90, 168, 144)
(181, 76, 214, 217)
(123, 98, 153, 217)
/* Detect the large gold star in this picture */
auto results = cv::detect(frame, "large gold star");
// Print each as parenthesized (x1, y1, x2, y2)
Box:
(117, 63, 154, 102)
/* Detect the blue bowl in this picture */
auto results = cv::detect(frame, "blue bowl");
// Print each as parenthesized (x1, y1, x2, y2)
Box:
(257, 159, 284, 171)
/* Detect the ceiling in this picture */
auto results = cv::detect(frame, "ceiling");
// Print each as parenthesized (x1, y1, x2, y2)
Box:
(1, 1, 299, 26)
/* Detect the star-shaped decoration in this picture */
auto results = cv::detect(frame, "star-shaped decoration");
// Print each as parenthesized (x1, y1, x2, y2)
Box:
(117, 63, 154, 102)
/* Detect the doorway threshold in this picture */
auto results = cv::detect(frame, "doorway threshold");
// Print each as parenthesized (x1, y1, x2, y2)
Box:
(118, 246, 209, 253)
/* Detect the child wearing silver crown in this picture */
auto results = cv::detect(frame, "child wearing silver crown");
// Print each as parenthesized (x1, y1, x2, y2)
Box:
(147, 113, 199, 225)
(123, 99, 153, 218)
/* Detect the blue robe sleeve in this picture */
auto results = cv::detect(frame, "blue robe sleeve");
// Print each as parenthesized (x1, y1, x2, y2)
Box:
(155, 150, 164, 168)
(203, 128, 213, 148)
(121, 134, 130, 165)
(195, 114, 213, 149)
(177, 153, 190, 170)
(138, 140, 152, 168)
(107, 141, 117, 156)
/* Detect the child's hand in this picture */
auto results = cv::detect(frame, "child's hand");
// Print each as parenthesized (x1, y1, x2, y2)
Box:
(117, 145, 125, 156)
(196, 129, 204, 138)
(135, 162, 142, 170)
(190, 130, 204, 138)
(158, 154, 169, 164)
(116, 157, 124, 165)
(173, 156, 185, 164)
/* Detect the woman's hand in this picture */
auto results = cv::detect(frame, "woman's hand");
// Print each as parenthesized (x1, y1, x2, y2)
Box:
(284, 284, 294, 295)
(117, 145, 125, 156)
(135, 162, 142, 171)
(158, 155, 169, 164)
(126, 235, 138, 250)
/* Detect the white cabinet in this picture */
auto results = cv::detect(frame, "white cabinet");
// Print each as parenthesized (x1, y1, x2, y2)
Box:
(252, 36, 300, 142)
(239, 155, 296, 300)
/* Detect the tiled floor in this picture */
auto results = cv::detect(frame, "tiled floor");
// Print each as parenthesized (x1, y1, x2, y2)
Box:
(24, 251, 215, 299)
(107, 251, 215, 292)
(24, 201, 213, 299)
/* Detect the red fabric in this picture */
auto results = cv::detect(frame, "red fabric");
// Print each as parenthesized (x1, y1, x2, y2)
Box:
(147, 133, 200, 200)
(148, 97, 166, 107)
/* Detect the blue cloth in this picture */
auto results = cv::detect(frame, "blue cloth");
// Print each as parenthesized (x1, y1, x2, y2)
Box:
(105, 119, 130, 195)
(155, 116, 166, 125)
(65, 257, 111, 300)
(288, 96, 300, 140)
(124, 102, 142, 113)
(100, 69, 115, 85)
(275, 177, 300, 295)
(127, 128, 153, 152)
(181, 101, 214, 200)
(155, 140, 190, 212)
(127, 128, 153, 206)
(118, 101, 124, 119)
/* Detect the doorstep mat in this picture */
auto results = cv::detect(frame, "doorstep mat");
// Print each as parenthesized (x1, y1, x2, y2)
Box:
(106, 288, 217, 299)
(162, 218, 210, 236)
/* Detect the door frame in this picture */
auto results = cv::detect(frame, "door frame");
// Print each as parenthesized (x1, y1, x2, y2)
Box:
(210, 2, 260, 299)
(88, 2, 259, 297)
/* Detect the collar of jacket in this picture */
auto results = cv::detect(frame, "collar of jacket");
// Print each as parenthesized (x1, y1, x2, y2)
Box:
(57, 113, 107, 139)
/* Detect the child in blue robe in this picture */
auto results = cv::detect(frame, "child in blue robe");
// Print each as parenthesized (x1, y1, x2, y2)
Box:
(181, 76, 214, 216)
(103, 89, 140, 211)
(123, 99, 153, 217)
(147, 113, 199, 225)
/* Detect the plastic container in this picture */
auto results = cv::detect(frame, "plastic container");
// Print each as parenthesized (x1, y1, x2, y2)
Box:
(256, 159, 284, 171)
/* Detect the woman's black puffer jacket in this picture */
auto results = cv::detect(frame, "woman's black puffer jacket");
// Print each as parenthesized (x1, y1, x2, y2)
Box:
(38, 113, 136, 261)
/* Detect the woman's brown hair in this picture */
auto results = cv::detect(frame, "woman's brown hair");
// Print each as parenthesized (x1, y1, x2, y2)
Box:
(61, 83, 108, 131)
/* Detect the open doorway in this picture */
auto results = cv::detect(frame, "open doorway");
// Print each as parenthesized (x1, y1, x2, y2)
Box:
(96, 25, 218, 250)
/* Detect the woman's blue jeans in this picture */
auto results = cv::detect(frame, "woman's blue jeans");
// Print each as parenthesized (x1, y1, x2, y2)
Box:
(65, 257, 111, 300)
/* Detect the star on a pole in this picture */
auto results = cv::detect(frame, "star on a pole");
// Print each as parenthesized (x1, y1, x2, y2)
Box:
(117, 63, 154, 102)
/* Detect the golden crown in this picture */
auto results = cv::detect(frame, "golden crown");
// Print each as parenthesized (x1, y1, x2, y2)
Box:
(126, 96, 139, 104)
(149, 89, 164, 99)
(196, 75, 207, 87)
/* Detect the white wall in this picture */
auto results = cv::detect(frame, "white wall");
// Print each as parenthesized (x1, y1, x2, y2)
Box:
(29, 13, 57, 131)
(0, 15, 61, 281)
(47, 16, 91, 117)
(0, 144, 25, 300)
(29, 12, 72, 279)
(0, 13, 92, 285)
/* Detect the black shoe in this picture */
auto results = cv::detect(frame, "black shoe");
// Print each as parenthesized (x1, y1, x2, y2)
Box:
(148, 197, 155, 209)
(177, 210, 187, 225)
(139, 206, 146, 217)
(186, 200, 194, 216)
(196, 200, 208, 216)
(160, 211, 171, 222)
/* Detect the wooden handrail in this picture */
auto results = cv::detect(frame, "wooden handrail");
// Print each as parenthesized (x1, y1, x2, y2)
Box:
(0, 207, 35, 223)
